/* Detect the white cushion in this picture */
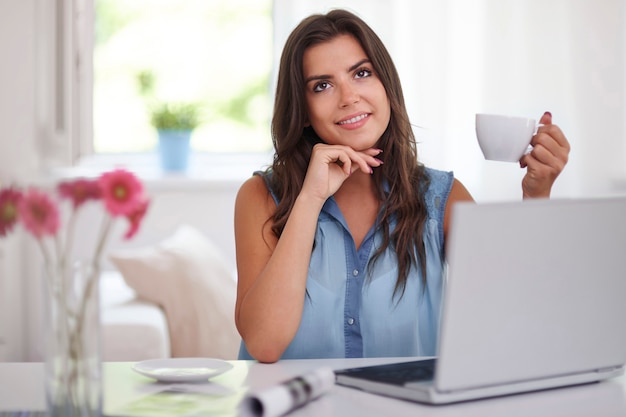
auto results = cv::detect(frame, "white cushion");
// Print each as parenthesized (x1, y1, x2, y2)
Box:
(108, 225, 240, 359)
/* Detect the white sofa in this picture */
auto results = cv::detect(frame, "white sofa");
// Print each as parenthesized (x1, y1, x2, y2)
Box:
(105, 224, 241, 360)
(100, 270, 170, 361)
(75, 176, 247, 361)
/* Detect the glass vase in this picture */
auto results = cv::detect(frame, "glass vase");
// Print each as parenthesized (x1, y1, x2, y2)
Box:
(43, 260, 103, 417)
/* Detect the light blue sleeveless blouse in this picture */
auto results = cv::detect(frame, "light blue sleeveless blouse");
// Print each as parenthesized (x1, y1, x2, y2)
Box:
(239, 167, 454, 359)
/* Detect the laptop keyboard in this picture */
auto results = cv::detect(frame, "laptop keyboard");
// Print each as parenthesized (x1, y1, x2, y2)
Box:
(336, 358, 436, 385)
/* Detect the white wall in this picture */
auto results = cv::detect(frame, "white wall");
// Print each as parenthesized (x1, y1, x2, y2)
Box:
(0, 0, 39, 362)
(0, 1, 39, 177)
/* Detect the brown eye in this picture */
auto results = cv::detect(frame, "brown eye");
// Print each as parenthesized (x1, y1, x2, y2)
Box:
(355, 68, 372, 79)
(313, 81, 330, 93)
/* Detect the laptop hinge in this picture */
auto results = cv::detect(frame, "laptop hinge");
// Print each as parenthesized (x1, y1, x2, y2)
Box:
(596, 365, 623, 373)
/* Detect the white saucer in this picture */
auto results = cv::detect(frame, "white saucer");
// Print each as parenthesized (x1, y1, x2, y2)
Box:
(132, 358, 233, 383)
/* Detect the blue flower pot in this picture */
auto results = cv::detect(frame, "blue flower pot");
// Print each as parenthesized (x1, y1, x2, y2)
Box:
(157, 129, 192, 172)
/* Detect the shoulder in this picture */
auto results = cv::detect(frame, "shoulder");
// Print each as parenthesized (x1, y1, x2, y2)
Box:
(234, 174, 278, 248)
(418, 167, 473, 242)
(237, 174, 267, 198)
(443, 178, 474, 239)
(448, 178, 473, 203)
(235, 174, 274, 213)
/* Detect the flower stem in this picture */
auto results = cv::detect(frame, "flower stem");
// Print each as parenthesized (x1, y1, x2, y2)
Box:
(61, 208, 79, 270)
(72, 214, 112, 384)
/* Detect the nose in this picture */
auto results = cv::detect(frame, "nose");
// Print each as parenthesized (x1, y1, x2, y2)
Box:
(338, 82, 359, 107)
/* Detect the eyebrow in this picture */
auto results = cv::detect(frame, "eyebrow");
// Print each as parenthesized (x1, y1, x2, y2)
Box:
(304, 59, 371, 84)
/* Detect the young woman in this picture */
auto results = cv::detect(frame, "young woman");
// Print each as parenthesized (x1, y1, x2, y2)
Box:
(234, 9, 570, 363)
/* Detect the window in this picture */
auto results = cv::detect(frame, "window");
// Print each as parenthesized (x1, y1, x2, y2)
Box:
(53, 0, 613, 202)
(93, 0, 273, 154)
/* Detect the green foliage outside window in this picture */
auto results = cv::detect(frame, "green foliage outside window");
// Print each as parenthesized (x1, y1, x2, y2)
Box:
(93, 0, 273, 153)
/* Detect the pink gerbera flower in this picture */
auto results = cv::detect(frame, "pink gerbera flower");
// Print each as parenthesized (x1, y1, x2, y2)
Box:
(0, 187, 23, 237)
(98, 169, 144, 217)
(57, 178, 101, 209)
(123, 197, 150, 240)
(18, 188, 61, 238)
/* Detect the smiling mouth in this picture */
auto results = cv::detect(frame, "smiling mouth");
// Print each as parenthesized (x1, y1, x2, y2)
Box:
(338, 114, 369, 125)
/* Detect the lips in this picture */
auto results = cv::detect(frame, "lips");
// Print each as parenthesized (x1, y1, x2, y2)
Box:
(337, 113, 369, 125)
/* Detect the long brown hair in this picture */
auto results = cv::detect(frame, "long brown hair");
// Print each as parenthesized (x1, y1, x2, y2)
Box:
(268, 9, 430, 298)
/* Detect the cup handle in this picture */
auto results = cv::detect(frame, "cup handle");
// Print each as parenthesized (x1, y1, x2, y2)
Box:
(523, 144, 533, 156)
(526, 122, 546, 155)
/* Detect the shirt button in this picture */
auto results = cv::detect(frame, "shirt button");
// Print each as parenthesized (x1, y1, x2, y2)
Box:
(352, 269, 359, 277)
(347, 318, 355, 325)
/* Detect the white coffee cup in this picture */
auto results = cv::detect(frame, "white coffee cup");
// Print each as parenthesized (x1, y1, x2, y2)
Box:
(475, 113, 537, 162)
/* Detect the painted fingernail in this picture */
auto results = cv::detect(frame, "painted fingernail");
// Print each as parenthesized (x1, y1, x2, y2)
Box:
(375, 158, 384, 164)
(544, 111, 552, 117)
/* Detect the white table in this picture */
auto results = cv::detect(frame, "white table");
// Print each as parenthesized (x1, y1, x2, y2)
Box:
(1, 357, 626, 416)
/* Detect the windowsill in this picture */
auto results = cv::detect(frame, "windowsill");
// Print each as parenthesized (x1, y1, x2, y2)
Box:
(50, 151, 274, 190)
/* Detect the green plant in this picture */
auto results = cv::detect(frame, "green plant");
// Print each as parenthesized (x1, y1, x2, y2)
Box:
(137, 70, 203, 131)
(149, 102, 201, 131)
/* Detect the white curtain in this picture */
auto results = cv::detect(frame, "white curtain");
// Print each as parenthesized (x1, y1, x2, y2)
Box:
(274, 0, 626, 201)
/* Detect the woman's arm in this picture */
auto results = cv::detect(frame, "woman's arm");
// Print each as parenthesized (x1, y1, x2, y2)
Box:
(443, 178, 474, 240)
(235, 145, 382, 363)
(234, 175, 322, 363)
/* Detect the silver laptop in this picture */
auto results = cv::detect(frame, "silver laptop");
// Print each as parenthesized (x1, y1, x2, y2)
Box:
(336, 197, 626, 404)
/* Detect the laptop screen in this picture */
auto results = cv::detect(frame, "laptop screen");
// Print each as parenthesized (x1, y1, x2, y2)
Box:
(436, 197, 626, 392)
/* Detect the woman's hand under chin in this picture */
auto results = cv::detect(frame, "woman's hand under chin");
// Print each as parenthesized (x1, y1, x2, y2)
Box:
(519, 112, 570, 198)
(301, 144, 383, 203)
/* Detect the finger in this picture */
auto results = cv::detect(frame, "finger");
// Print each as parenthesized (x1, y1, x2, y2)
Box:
(539, 111, 552, 125)
(351, 148, 384, 172)
(531, 126, 570, 158)
(361, 148, 383, 157)
(336, 149, 375, 176)
(524, 145, 567, 180)
(519, 156, 528, 169)
(528, 144, 563, 169)
(333, 152, 355, 176)
(357, 151, 384, 171)
(340, 147, 380, 175)
(314, 144, 381, 175)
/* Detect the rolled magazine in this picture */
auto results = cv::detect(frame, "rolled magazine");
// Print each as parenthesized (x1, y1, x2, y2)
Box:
(240, 367, 335, 417)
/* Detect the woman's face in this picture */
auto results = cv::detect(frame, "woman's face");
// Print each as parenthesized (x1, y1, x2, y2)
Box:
(302, 34, 390, 150)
